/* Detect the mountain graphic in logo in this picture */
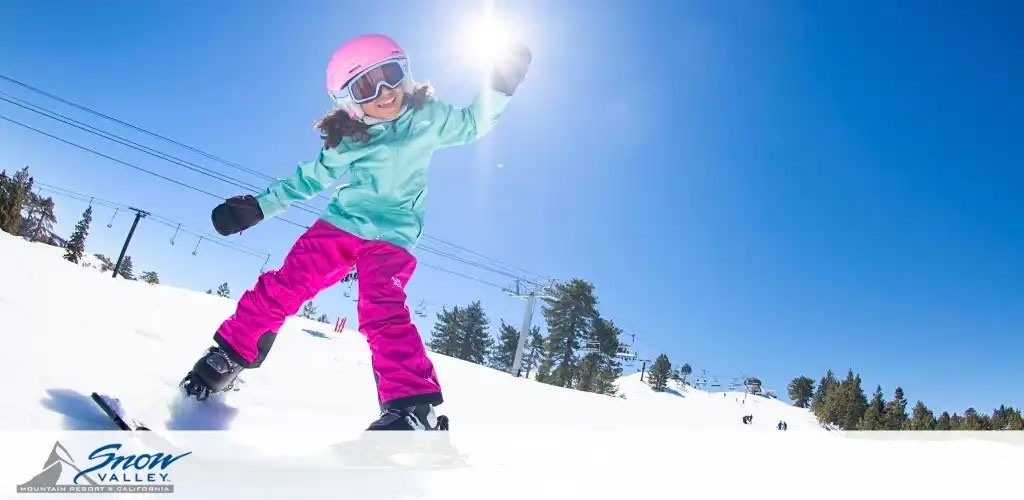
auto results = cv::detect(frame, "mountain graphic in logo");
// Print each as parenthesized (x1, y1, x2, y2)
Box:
(18, 441, 97, 488)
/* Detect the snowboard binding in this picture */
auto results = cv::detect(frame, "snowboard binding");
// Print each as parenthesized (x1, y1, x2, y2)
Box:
(179, 346, 243, 401)
(367, 404, 449, 431)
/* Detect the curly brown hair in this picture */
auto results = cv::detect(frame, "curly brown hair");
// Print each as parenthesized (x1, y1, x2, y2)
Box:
(315, 83, 434, 149)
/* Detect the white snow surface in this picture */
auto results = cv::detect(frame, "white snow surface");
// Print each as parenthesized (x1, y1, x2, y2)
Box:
(0, 232, 1019, 499)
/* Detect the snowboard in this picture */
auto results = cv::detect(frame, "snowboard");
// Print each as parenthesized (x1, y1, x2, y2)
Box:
(90, 392, 151, 431)
(91, 391, 469, 469)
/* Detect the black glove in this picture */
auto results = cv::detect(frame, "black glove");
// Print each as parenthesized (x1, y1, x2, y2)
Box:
(211, 195, 264, 236)
(491, 43, 532, 96)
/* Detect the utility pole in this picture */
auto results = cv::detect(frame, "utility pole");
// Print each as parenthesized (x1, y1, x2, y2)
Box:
(505, 279, 558, 377)
(113, 208, 148, 279)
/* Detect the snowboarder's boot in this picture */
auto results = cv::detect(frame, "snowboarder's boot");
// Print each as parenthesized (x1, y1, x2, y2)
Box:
(367, 404, 450, 431)
(179, 346, 244, 401)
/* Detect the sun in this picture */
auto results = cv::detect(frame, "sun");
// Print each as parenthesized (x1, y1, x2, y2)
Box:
(458, 4, 521, 70)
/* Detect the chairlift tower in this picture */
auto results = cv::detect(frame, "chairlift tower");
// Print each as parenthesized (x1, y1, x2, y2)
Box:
(505, 278, 558, 377)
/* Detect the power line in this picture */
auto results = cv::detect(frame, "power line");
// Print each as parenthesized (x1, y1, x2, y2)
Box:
(0, 103, 539, 283)
(0, 91, 326, 217)
(0, 73, 547, 282)
(0, 73, 276, 183)
(35, 181, 508, 290)
(2, 96, 536, 282)
(0, 112, 312, 230)
(418, 261, 504, 289)
(36, 183, 270, 261)
(421, 234, 548, 282)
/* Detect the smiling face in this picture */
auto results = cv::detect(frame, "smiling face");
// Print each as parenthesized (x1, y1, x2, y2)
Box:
(359, 86, 405, 121)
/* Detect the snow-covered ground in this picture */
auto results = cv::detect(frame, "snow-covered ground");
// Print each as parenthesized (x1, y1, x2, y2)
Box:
(0, 232, 1019, 499)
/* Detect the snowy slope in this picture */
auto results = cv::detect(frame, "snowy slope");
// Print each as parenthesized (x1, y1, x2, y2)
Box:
(0, 232, 1020, 499)
(0, 233, 823, 435)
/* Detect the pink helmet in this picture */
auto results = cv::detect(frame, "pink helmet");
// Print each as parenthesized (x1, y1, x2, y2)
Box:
(326, 34, 414, 119)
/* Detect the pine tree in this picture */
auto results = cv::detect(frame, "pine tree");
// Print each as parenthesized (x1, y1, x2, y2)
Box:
(428, 306, 462, 357)
(594, 317, 624, 395)
(0, 167, 34, 235)
(206, 289, 213, 294)
(573, 316, 624, 395)
(94, 253, 114, 272)
(909, 401, 936, 430)
(835, 370, 868, 430)
(949, 413, 965, 430)
(118, 255, 135, 280)
(299, 302, 318, 319)
(139, 271, 159, 284)
(811, 370, 840, 425)
(1006, 408, 1024, 430)
(522, 326, 544, 378)
(19, 194, 57, 243)
(455, 301, 493, 365)
(538, 279, 598, 388)
(936, 411, 952, 430)
(216, 282, 231, 298)
(963, 408, 990, 430)
(489, 321, 520, 371)
(990, 405, 1011, 431)
(787, 376, 815, 408)
(575, 353, 602, 393)
(316, 313, 330, 324)
(63, 206, 93, 263)
(679, 363, 692, 385)
(884, 387, 909, 430)
(859, 385, 887, 430)
(991, 405, 1023, 430)
(646, 354, 671, 392)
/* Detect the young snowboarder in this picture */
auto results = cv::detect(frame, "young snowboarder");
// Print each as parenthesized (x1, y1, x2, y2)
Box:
(177, 33, 531, 431)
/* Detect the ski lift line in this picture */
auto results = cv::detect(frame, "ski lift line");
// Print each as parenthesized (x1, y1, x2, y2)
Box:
(419, 234, 545, 281)
(40, 183, 270, 257)
(417, 261, 504, 289)
(417, 243, 536, 284)
(0, 93, 328, 220)
(0, 73, 279, 183)
(1, 73, 552, 283)
(16, 107, 539, 282)
(37, 183, 271, 260)
(147, 218, 267, 259)
(37, 187, 122, 213)
(37, 183, 128, 210)
(37, 181, 513, 291)
(0, 93, 265, 194)
(0, 113, 313, 231)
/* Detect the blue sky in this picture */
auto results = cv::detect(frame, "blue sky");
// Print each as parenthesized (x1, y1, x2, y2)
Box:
(1, 0, 1020, 415)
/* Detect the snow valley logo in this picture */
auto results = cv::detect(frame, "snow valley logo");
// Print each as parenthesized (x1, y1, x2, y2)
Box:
(16, 441, 192, 494)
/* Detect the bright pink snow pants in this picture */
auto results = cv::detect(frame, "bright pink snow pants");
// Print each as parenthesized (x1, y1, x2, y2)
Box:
(213, 220, 442, 409)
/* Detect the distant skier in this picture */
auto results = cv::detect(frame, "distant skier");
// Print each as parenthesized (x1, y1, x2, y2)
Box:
(177, 33, 532, 431)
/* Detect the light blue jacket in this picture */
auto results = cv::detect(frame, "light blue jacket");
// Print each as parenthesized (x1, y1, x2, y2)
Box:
(256, 88, 513, 251)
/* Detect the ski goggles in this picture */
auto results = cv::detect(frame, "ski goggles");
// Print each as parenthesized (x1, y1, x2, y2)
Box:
(330, 58, 408, 105)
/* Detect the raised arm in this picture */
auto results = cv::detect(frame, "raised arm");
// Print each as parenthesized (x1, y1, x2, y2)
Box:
(431, 43, 532, 148)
